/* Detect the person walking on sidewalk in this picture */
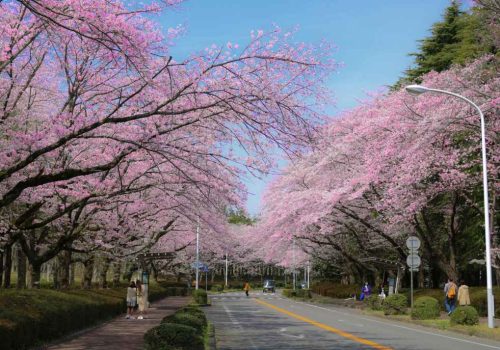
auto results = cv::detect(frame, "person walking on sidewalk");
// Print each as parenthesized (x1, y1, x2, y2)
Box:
(243, 281, 251, 297)
(126, 281, 137, 319)
(444, 278, 457, 315)
(457, 280, 471, 306)
(136, 279, 146, 319)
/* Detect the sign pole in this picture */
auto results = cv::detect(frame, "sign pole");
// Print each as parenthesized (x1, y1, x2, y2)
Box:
(410, 267, 414, 311)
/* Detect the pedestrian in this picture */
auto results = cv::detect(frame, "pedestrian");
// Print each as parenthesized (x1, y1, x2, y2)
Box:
(136, 279, 146, 319)
(457, 280, 470, 306)
(444, 277, 457, 315)
(378, 284, 386, 299)
(126, 281, 137, 319)
(243, 281, 251, 297)
(360, 282, 371, 301)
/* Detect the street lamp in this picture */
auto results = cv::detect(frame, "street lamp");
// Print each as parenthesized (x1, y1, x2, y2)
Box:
(406, 84, 494, 328)
(195, 218, 200, 290)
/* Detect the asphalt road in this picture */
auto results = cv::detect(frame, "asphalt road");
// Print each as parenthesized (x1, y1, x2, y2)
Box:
(204, 291, 500, 350)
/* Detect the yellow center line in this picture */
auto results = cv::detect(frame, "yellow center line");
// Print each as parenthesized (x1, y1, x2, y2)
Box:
(255, 298, 393, 350)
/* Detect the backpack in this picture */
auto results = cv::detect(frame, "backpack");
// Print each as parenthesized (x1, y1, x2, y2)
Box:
(447, 283, 456, 299)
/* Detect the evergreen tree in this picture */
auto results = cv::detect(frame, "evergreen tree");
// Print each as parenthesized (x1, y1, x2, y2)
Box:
(395, 1, 497, 87)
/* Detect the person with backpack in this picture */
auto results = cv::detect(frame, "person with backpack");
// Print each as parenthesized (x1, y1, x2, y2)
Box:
(444, 277, 457, 315)
(243, 281, 251, 297)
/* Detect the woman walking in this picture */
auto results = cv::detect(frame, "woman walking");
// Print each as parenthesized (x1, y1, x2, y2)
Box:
(457, 280, 471, 306)
(136, 279, 146, 319)
(126, 281, 137, 319)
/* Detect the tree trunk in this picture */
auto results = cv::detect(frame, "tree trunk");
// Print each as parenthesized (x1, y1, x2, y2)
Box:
(52, 259, 60, 289)
(29, 263, 42, 288)
(0, 250, 3, 287)
(112, 261, 121, 286)
(58, 250, 72, 289)
(418, 266, 425, 288)
(69, 262, 75, 286)
(82, 257, 94, 289)
(16, 247, 26, 289)
(98, 258, 110, 289)
(3, 244, 12, 288)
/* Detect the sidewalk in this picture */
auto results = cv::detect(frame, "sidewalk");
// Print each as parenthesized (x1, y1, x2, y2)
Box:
(44, 296, 190, 350)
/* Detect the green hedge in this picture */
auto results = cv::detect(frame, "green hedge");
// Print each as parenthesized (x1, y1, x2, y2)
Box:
(411, 297, 440, 320)
(282, 288, 311, 299)
(450, 306, 479, 326)
(144, 323, 203, 350)
(192, 290, 208, 305)
(282, 289, 296, 298)
(296, 289, 312, 299)
(367, 295, 383, 311)
(145, 304, 207, 350)
(383, 294, 408, 315)
(0, 283, 171, 350)
(212, 284, 224, 292)
(312, 282, 358, 299)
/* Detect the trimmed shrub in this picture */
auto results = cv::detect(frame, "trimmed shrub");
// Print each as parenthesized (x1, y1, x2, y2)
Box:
(162, 305, 207, 332)
(192, 290, 208, 305)
(164, 287, 188, 297)
(212, 284, 224, 292)
(144, 323, 203, 350)
(367, 295, 383, 311)
(383, 294, 408, 315)
(411, 297, 440, 320)
(282, 289, 297, 298)
(450, 306, 479, 326)
(296, 289, 312, 299)
(180, 305, 206, 317)
(313, 282, 358, 299)
(0, 283, 173, 350)
(162, 313, 205, 333)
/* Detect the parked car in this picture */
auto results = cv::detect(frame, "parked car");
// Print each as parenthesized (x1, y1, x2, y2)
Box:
(263, 280, 276, 293)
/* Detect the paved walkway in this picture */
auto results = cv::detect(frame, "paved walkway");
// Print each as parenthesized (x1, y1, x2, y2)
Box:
(45, 296, 190, 350)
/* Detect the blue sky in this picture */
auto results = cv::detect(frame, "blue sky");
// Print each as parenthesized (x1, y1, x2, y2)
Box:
(161, 0, 464, 215)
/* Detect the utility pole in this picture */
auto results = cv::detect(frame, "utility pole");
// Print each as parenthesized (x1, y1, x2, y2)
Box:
(292, 239, 296, 291)
(195, 218, 200, 290)
(225, 250, 228, 288)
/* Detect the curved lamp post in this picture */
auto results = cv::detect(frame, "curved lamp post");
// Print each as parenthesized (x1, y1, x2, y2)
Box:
(406, 84, 494, 328)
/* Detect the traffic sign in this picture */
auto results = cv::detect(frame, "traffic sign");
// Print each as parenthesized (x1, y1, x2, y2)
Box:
(191, 262, 208, 270)
(406, 254, 421, 268)
(406, 236, 421, 251)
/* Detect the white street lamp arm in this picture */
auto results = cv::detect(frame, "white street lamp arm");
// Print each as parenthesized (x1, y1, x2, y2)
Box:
(406, 84, 493, 329)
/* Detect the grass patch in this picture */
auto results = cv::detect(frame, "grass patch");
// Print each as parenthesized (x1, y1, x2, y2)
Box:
(365, 306, 500, 342)
(204, 321, 214, 350)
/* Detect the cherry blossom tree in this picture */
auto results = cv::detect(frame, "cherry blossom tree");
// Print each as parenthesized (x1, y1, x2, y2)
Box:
(0, 0, 335, 287)
(253, 55, 499, 284)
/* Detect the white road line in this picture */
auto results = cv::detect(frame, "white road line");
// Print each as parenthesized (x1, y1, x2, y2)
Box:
(296, 301, 500, 349)
(222, 303, 259, 349)
(279, 327, 305, 339)
(337, 319, 365, 327)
